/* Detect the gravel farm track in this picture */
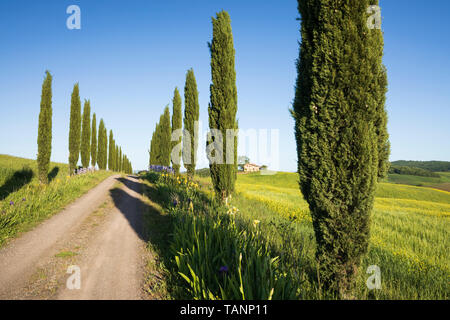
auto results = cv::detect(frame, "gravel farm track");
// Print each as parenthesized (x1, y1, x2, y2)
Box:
(0, 175, 150, 300)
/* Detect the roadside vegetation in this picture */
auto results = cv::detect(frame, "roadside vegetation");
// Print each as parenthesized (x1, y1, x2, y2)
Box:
(140, 170, 449, 300)
(0, 154, 113, 247)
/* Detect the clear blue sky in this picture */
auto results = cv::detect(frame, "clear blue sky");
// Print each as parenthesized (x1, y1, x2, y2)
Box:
(0, 0, 449, 171)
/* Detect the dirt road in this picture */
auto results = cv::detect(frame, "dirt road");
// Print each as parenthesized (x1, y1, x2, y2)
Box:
(0, 175, 148, 300)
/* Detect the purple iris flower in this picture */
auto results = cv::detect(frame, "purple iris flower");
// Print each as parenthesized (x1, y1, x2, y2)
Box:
(9, 201, 14, 206)
(219, 266, 229, 274)
(173, 199, 178, 207)
(22, 198, 26, 202)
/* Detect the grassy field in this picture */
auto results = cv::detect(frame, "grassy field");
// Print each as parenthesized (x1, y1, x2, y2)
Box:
(232, 172, 449, 299)
(0, 154, 113, 247)
(386, 172, 450, 192)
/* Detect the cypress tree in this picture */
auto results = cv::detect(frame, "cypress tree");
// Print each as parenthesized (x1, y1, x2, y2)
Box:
(161, 106, 172, 167)
(108, 130, 114, 171)
(149, 134, 154, 166)
(37, 71, 53, 184)
(91, 113, 97, 168)
(292, 0, 390, 297)
(119, 147, 123, 172)
(115, 144, 119, 171)
(183, 69, 200, 177)
(80, 100, 91, 168)
(208, 11, 238, 202)
(172, 87, 183, 174)
(68, 83, 81, 174)
(102, 124, 108, 169)
(97, 119, 107, 170)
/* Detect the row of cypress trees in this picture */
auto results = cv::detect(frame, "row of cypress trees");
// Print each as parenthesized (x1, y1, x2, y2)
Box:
(149, 11, 237, 203)
(149, 67, 200, 177)
(67, 82, 133, 175)
(36, 75, 133, 184)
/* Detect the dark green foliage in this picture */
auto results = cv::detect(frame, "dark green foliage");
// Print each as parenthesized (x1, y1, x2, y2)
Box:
(80, 100, 91, 168)
(391, 160, 450, 172)
(91, 113, 97, 167)
(97, 119, 107, 170)
(208, 11, 238, 202)
(108, 130, 114, 171)
(183, 69, 200, 177)
(37, 71, 53, 184)
(172, 87, 183, 174)
(68, 83, 81, 174)
(389, 165, 440, 178)
(292, 0, 390, 297)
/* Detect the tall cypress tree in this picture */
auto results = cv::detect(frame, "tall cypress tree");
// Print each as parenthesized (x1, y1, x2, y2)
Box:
(119, 147, 123, 172)
(68, 83, 81, 174)
(183, 69, 200, 177)
(108, 130, 114, 171)
(97, 119, 107, 170)
(115, 144, 119, 171)
(80, 100, 91, 168)
(172, 87, 183, 174)
(292, 0, 390, 297)
(102, 124, 108, 170)
(161, 106, 172, 167)
(208, 11, 238, 202)
(149, 133, 154, 166)
(91, 113, 97, 168)
(37, 71, 53, 184)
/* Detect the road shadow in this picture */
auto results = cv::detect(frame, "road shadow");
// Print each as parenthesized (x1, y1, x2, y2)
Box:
(109, 178, 148, 242)
(109, 175, 180, 297)
(47, 166, 60, 182)
(0, 168, 33, 200)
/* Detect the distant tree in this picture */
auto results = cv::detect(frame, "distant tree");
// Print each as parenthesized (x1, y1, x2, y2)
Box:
(108, 130, 114, 171)
(171, 87, 183, 174)
(183, 69, 200, 177)
(37, 71, 53, 184)
(91, 113, 97, 168)
(291, 0, 390, 297)
(80, 100, 91, 168)
(208, 11, 238, 202)
(68, 83, 82, 174)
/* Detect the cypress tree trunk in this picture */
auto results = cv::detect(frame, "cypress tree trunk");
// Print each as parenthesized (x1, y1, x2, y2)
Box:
(183, 69, 200, 177)
(172, 87, 183, 174)
(37, 71, 53, 184)
(68, 83, 81, 174)
(108, 130, 114, 171)
(208, 11, 238, 202)
(80, 100, 91, 168)
(91, 113, 97, 168)
(292, 0, 389, 298)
